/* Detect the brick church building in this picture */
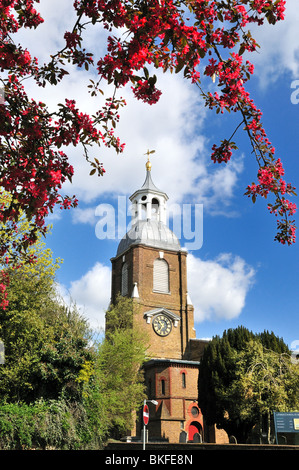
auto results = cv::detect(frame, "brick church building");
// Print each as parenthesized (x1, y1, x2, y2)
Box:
(108, 158, 228, 444)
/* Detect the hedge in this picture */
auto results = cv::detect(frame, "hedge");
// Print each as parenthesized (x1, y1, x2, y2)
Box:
(0, 399, 98, 450)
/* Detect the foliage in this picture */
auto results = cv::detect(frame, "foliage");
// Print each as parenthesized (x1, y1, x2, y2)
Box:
(0, 0, 296, 265)
(198, 326, 298, 443)
(0, 234, 93, 403)
(77, 295, 148, 441)
(105, 292, 135, 333)
(234, 341, 299, 416)
(0, 399, 95, 450)
(0, 255, 147, 447)
(0, 188, 64, 308)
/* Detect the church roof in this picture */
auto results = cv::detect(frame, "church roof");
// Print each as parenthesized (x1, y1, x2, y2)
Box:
(129, 167, 168, 201)
(116, 219, 181, 256)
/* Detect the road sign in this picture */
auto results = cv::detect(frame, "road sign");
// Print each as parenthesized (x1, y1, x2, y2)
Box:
(143, 404, 149, 426)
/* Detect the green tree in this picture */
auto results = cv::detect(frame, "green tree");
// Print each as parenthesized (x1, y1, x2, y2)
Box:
(78, 296, 148, 443)
(0, 235, 92, 403)
(257, 330, 289, 354)
(31, 299, 93, 402)
(198, 327, 294, 443)
(232, 341, 299, 443)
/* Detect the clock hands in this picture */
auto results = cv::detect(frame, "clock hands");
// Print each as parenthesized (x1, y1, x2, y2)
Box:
(153, 315, 172, 336)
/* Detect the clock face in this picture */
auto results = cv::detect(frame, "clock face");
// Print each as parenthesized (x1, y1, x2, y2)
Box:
(153, 314, 172, 337)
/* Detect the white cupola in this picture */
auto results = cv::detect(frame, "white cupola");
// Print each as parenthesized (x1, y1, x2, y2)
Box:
(129, 158, 168, 225)
(116, 157, 181, 257)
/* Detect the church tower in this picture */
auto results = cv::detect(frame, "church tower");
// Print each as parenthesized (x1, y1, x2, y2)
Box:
(109, 157, 205, 443)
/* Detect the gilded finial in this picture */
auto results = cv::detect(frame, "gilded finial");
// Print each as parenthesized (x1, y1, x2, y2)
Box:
(144, 149, 155, 171)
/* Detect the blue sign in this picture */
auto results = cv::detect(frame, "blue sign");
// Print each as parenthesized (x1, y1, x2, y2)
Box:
(273, 412, 299, 433)
(273, 412, 299, 445)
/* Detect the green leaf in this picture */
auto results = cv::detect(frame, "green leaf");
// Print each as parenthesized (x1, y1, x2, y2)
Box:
(239, 44, 245, 56)
(175, 58, 185, 74)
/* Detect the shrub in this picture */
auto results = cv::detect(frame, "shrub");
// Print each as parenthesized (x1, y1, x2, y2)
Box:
(0, 399, 97, 450)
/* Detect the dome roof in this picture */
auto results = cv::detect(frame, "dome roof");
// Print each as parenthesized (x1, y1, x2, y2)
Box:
(116, 219, 181, 256)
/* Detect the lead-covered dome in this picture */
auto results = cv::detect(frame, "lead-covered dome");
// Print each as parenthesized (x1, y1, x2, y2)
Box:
(117, 219, 181, 256)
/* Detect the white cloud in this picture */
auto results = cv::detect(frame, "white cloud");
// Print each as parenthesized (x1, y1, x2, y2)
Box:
(71, 206, 97, 225)
(58, 70, 244, 220)
(247, 1, 299, 83)
(60, 262, 111, 332)
(187, 253, 255, 323)
(191, 156, 244, 216)
(60, 70, 209, 204)
(12, 0, 76, 62)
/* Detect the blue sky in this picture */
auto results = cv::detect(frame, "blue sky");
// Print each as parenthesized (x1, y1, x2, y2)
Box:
(16, 0, 299, 351)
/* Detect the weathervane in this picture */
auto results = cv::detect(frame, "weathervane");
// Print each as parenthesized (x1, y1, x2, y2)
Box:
(144, 149, 155, 171)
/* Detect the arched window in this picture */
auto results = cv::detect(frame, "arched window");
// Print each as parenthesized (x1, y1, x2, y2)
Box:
(141, 195, 147, 220)
(153, 258, 169, 293)
(121, 262, 128, 296)
(151, 197, 159, 220)
(133, 199, 138, 221)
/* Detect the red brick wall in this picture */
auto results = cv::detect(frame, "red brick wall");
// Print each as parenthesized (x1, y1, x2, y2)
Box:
(142, 360, 202, 443)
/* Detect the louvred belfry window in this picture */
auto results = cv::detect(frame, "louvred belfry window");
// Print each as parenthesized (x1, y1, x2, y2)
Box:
(121, 262, 128, 296)
(153, 259, 169, 293)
